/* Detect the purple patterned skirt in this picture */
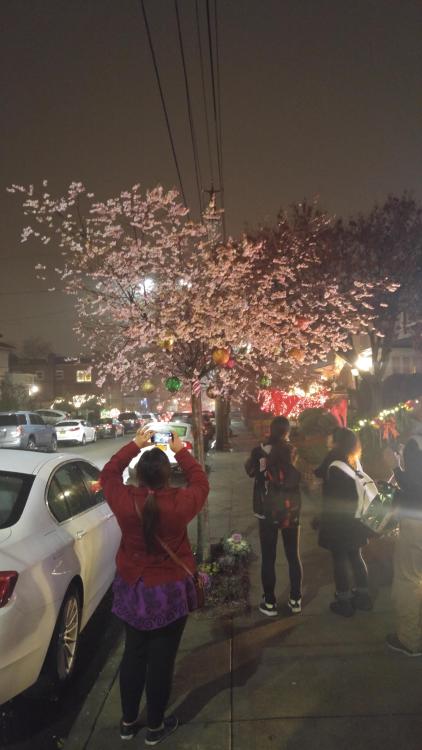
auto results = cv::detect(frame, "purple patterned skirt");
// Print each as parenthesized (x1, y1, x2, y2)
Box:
(112, 573, 198, 630)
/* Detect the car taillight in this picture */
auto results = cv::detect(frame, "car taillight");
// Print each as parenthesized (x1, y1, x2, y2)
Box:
(183, 440, 193, 450)
(0, 572, 18, 608)
(69, 427, 79, 431)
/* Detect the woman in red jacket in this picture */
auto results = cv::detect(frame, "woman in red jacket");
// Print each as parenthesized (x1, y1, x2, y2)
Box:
(100, 427, 209, 746)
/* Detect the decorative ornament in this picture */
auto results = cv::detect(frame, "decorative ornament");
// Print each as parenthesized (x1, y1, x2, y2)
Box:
(258, 387, 329, 418)
(225, 357, 236, 369)
(206, 385, 220, 399)
(290, 348, 306, 363)
(296, 317, 311, 331)
(259, 374, 272, 388)
(165, 376, 182, 394)
(141, 379, 155, 394)
(212, 347, 230, 366)
(158, 333, 174, 352)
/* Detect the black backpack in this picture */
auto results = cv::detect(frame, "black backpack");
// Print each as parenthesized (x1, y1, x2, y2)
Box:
(263, 458, 301, 527)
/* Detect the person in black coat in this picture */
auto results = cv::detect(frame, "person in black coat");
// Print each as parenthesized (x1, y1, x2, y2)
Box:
(245, 416, 302, 617)
(315, 428, 372, 617)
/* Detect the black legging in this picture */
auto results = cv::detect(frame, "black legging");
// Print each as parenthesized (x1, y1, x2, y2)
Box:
(259, 520, 303, 603)
(331, 547, 368, 594)
(119, 616, 187, 728)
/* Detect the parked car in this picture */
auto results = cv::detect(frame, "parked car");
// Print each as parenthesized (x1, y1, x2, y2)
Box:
(171, 412, 193, 424)
(117, 411, 142, 433)
(138, 412, 157, 425)
(96, 417, 124, 439)
(0, 449, 121, 705)
(125, 421, 194, 484)
(0, 412, 57, 452)
(35, 409, 69, 425)
(55, 419, 97, 445)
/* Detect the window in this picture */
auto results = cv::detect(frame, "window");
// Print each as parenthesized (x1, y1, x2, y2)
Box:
(0, 414, 18, 426)
(29, 414, 43, 425)
(55, 369, 64, 380)
(35, 371, 44, 381)
(77, 462, 104, 505)
(0, 471, 34, 528)
(48, 463, 92, 519)
(76, 369, 92, 383)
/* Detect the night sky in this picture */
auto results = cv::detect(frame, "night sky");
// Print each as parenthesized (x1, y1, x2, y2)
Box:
(1, 0, 421, 354)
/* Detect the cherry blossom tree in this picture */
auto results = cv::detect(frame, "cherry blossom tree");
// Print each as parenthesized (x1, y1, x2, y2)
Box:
(330, 193, 422, 413)
(10, 184, 378, 555)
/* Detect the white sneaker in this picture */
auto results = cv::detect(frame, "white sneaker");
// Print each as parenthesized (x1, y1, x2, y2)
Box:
(288, 598, 302, 614)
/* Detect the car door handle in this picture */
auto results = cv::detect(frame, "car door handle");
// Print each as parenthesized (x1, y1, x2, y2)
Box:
(76, 530, 87, 540)
(104, 512, 114, 520)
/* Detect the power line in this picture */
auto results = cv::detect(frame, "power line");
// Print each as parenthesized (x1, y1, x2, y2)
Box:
(175, 0, 204, 216)
(139, 0, 187, 206)
(195, 0, 215, 188)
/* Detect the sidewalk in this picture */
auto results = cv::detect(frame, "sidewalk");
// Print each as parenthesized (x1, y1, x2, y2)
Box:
(65, 426, 422, 750)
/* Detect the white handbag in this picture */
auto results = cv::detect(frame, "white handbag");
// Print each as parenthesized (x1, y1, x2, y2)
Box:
(329, 461, 378, 518)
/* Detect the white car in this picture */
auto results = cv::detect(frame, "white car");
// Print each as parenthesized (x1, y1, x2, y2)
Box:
(35, 409, 69, 426)
(55, 419, 97, 445)
(0, 449, 120, 705)
(125, 421, 194, 483)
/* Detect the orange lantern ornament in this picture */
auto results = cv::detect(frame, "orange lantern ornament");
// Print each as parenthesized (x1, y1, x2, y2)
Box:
(141, 379, 155, 394)
(290, 348, 306, 363)
(296, 317, 310, 331)
(212, 347, 230, 366)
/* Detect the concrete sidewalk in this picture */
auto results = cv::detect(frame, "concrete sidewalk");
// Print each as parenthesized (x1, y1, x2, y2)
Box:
(65, 426, 422, 750)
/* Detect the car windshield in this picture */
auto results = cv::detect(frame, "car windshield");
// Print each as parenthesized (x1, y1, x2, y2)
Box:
(56, 421, 79, 426)
(0, 415, 18, 426)
(172, 413, 192, 422)
(119, 413, 136, 420)
(0, 471, 35, 529)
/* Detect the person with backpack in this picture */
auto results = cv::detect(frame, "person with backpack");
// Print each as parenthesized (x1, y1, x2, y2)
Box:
(100, 427, 209, 745)
(245, 416, 302, 616)
(385, 433, 422, 656)
(316, 428, 372, 617)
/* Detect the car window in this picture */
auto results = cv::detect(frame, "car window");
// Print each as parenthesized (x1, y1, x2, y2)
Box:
(18, 414, 27, 425)
(77, 462, 105, 505)
(0, 471, 35, 528)
(50, 463, 93, 517)
(57, 421, 78, 426)
(29, 414, 43, 425)
(47, 476, 72, 522)
(0, 414, 18, 426)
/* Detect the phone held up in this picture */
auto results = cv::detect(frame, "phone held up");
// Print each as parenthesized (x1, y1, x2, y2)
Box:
(151, 431, 173, 445)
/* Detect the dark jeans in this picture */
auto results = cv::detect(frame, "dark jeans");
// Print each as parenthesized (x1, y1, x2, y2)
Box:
(119, 615, 187, 728)
(259, 520, 303, 603)
(331, 547, 368, 595)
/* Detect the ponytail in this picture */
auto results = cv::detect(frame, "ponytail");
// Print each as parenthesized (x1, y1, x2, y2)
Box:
(142, 491, 160, 554)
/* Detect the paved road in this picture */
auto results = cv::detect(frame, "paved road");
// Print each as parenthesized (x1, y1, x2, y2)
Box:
(0, 436, 129, 750)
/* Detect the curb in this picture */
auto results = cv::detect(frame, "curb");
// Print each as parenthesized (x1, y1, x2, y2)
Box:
(64, 635, 124, 749)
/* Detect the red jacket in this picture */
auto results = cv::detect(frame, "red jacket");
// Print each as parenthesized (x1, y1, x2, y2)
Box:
(100, 441, 209, 586)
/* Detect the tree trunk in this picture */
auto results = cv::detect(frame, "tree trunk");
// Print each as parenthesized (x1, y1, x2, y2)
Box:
(190, 388, 208, 563)
(215, 395, 231, 451)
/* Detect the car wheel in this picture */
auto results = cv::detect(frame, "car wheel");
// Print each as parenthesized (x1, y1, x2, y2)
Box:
(45, 585, 81, 685)
(27, 436, 36, 451)
(50, 436, 58, 452)
(81, 435, 86, 446)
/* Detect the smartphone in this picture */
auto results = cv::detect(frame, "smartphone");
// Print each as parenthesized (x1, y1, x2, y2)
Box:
(152, 431, 173, 445)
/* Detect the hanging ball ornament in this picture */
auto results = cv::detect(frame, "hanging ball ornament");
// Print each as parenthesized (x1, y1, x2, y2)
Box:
(158, 333, 174, 352)
(290, 348, 306, 363)
(206, 385, 220, 399)
(141, 379, 155, 394)
(225, 357, 236, 369)
(259, 374, 272, 388)
(165, 376, 182, 394)
(212, 347, 230, 366)
(296, 317, 311, 331)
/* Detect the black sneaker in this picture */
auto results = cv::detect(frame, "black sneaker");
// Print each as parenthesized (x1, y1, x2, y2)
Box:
(329, 599, 354, 618)
(287, 598, 302, 614)
(120, 718, 141, 740)
(259, 600, 278, 617)
(145, 715, 178, 746)
(386, 633, 422, 657)
(352, 590, 373, 611)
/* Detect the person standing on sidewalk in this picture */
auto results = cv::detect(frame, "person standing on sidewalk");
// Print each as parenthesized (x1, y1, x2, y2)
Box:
(386, 434, 422, 656)
(245, 416, 303, 616)
(100, 427, 209, 745)
(316, 428, 372, 617)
